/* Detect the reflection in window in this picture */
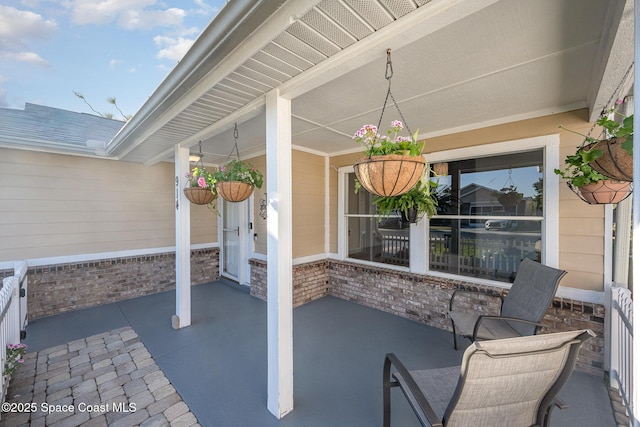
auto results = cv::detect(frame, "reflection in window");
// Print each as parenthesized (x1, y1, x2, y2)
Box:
(430, 150, 543, 282)
(346, 173, 410, 267)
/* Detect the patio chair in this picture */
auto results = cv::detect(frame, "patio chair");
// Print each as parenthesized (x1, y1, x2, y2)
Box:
(448, 258, 566, 350)
(383, 329, 594, 427)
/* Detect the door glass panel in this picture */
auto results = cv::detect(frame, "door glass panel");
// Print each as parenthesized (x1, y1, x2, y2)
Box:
(223, 201, 240, 278)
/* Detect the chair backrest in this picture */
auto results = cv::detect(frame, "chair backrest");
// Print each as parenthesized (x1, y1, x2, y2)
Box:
(500, 258, 566, 335)
(443, 329, 594, 426)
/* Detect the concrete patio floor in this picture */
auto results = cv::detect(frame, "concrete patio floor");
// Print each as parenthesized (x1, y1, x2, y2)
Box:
(7, 281, 617, 426)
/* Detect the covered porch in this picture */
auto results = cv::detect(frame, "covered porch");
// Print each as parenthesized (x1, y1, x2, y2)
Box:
(0, 0, 638, 424)
(5, 281, 617, 426)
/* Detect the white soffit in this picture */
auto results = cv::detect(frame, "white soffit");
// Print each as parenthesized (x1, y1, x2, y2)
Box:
(111, 0, 623, 165)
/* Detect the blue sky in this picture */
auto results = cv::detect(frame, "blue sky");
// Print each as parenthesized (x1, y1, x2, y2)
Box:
(1, 0, 225, 120)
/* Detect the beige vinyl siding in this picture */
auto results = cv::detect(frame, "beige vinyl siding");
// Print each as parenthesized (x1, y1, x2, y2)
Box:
(292, 150, 325, 258)
(0, 148, 217, 262)
(329, 109, 607, 292)
(250, 150, 326, 259)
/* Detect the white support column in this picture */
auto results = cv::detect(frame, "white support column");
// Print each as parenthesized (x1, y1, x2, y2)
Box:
(173, 144, 191, 329)
(265, 89, 294, 418)
(410, 217, 428, 275)
(632, 2, 639, 423)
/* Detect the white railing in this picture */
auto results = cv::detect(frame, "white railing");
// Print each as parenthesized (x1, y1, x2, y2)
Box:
(610, 286, 634, 425)
(14, 262, 28, 336)
(0, 275, 21, 404)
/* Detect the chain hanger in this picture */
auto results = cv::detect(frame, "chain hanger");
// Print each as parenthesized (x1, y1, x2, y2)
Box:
(195, 140, 205, 169)
(223, 122, 241, 164)
(377, 48, 412, 137)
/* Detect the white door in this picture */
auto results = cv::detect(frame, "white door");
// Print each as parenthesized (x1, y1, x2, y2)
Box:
(221, 199, 250, 284)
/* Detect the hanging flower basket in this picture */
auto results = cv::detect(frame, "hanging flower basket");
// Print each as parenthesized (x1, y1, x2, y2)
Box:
(354, 154, 425, 197)
(585, 138, 633, 182)
(216, 181, 254, 202)
(571, 180, 632, 205)
(184, 164, 217, 207)
(184, 187, 216, 205)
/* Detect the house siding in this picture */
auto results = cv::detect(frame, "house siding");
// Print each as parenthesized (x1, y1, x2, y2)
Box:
(0, 148, 218, 262)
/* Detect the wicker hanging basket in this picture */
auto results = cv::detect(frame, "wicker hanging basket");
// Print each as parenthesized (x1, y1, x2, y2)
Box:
(184, 187, 216, 205)
(571, 180, 632, 204)
(586, 138, 633, 182)
(354, 154, 425, 197)
(216, 181, 254, 202)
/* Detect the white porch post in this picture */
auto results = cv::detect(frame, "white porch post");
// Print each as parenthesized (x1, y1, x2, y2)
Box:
(633, 0, 640, 423)
(173, 144, 191, 329)
(265, 89, 294, 418)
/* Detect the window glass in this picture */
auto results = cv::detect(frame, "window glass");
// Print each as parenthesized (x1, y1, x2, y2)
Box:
(345, 173, 409, 267)
(430, 150, 543, 282)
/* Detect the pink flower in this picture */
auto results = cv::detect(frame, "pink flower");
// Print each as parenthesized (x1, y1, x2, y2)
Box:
(197, 177, 207, 187)
(390, 120, 403, 131)
(616, 98, 623, 105)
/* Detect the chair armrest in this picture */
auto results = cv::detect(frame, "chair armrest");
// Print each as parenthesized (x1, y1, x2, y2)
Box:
(449, 289, 503, 311)
(384, 353, 443, 427)
(472, 315, 545, 341)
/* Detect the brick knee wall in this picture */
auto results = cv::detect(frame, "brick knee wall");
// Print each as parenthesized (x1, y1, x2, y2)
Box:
(25, 248, 219, 320)
(249, 258, 329, 306)
(327, 260, 605, 375)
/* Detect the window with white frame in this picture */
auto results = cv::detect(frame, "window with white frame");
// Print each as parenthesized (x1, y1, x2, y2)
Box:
(430, 149, 544, 282)
(340, 136, 559, 282)
(343, 172, 411, 267)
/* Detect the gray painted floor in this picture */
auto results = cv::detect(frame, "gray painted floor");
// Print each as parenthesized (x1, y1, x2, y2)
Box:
(24, 282, 616, 426)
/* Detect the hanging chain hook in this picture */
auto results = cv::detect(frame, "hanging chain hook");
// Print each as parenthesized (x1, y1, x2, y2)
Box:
(233, 123, 240, 160)
(377, 48, 412, 139)
(196, 140, 205, 169)
(385, 48, 393, 80)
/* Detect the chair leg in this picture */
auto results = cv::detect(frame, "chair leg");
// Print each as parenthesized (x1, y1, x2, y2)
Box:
(450, 318, 458, 350)
(383, 356, 392, 427)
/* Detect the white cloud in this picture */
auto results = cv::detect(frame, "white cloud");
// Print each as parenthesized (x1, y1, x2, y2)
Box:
(154, 35, 196, 62)
(67, 0, 186, 30)
(119, 7, 184, 30)
(2, 52, 50, 67)
(109, 59, 122, 68)
(0, 6, 57, 51)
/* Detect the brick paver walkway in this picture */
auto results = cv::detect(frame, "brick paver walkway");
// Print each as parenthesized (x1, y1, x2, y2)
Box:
(0, 327, 199, 427)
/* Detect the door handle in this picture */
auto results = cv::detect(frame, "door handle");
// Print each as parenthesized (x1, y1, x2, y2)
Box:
(223, 227, 240, 236)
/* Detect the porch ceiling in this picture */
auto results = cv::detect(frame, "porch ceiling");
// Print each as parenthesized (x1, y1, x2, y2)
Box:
(106, 0, 634, 165)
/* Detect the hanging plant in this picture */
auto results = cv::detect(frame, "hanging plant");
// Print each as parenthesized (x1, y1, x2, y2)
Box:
(372, 177, 438, 223)
(353, 120, 425, 197)
(183, 142, 217, 207)
(352, 49, 426, 197)
(184, 166, 217, 205)
(584, 111, 633, 181)
(214, 159, 264, 203)
(554, 146, 632, 204)
(214, 124, 264, 203)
